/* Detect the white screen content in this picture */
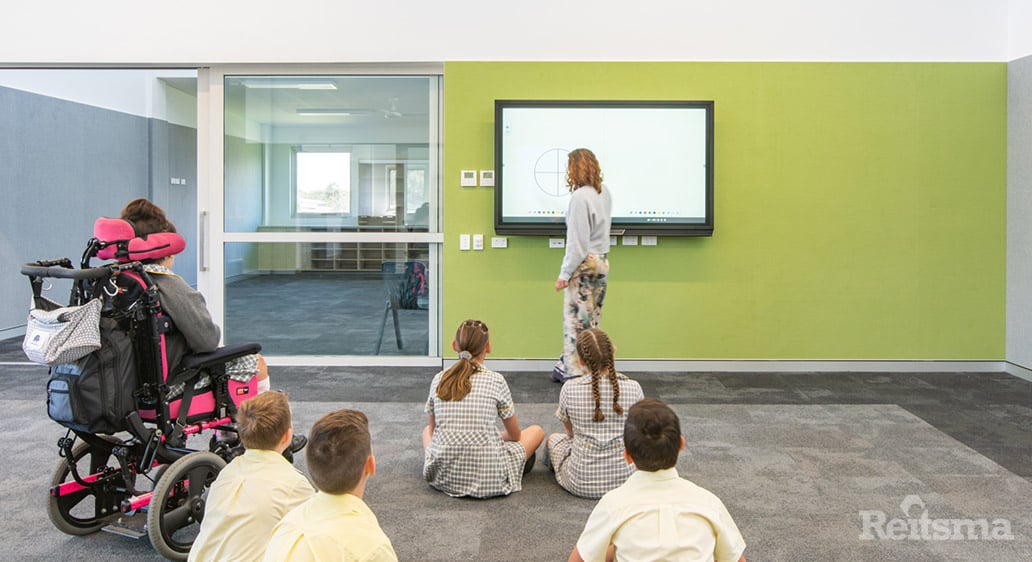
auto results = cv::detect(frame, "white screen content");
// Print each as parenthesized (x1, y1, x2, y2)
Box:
(499, 105, 709, 224)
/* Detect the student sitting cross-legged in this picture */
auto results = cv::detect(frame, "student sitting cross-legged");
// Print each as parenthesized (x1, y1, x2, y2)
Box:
(188, 391, 315, 562)
(569, 399, 747, 562)
(546, 328, 644, 499)
(264, 409, 398, 562)
(421, 319, 545, 498)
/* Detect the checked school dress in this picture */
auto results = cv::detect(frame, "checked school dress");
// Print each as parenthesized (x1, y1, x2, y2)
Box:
(423, 366, 527, 498)
(547, 373, 643, 499)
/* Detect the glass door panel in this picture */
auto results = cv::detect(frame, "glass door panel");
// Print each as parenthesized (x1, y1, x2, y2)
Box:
(224, 242, 431, 356)
(207, 68, 442, 363)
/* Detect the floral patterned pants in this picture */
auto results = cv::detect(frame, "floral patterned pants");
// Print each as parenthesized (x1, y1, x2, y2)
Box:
(553, 254, 609, 380)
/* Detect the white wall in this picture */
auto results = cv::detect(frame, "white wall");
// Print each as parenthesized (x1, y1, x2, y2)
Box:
(0, 70, 196, 122)
(0, 1, 1013, 63)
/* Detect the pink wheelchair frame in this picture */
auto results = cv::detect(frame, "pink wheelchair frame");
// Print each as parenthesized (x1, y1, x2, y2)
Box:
(21, 218, 260, 560)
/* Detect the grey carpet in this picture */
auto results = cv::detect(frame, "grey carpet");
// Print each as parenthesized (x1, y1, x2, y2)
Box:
(1, 361, 1030, 561)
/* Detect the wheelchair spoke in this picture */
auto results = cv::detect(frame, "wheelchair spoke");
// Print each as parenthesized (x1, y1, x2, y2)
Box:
(186, 467, 210, 497)
(162, 503, 191, 532)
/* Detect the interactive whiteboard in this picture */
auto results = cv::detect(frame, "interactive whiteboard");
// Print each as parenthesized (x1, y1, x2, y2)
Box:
(494, 100, 714, 236)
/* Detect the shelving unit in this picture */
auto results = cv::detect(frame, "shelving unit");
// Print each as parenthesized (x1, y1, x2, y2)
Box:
(256, 220, 427, 273)
(309, 240, 426, 272)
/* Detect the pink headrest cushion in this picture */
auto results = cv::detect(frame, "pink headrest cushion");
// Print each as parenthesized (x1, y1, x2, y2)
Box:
(93, 217, 186, 262)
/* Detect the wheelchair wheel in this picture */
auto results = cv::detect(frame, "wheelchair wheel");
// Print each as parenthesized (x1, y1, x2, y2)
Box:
(47, 436, 128, 536)
(146, 451, 225, 560)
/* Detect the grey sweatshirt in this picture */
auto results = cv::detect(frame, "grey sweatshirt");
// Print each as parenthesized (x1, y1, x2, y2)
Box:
(144, 264, 221, 372)
(559, 184, 612, 280)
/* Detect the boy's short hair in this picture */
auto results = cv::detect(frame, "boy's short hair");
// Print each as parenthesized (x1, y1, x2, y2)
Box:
(236, 391, 292, 450)
(306, 409, 371, 494)
(623, 399, 682, 472)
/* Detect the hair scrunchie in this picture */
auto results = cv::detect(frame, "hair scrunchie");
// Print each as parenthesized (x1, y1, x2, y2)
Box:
(458, 350, 473, 360)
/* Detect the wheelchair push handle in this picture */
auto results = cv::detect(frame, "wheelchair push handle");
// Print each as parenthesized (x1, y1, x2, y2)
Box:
(21, 261, 119, 280)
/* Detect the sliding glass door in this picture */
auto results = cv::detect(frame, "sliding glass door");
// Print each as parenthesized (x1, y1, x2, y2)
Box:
(199, 66, 443, 365)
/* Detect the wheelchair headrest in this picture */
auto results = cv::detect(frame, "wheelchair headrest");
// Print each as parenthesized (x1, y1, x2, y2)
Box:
(93, 217, 186, 262)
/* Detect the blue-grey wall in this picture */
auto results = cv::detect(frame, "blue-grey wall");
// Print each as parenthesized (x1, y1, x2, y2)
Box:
(0, 85, 197, 338)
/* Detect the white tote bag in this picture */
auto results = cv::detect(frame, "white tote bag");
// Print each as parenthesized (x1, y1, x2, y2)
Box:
(23, 297, 103, 366)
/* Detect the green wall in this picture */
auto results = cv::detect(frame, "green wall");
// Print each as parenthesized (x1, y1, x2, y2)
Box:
(442, 62, 1006, 361)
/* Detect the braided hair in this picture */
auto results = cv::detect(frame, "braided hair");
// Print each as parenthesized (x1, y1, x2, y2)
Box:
(436, 319, 490, 401)
(575, 328, 622, 422)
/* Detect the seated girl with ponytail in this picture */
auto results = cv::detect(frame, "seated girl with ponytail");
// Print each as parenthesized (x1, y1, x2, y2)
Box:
(545, 328, 644, 499)
(421, 319, 545, 498)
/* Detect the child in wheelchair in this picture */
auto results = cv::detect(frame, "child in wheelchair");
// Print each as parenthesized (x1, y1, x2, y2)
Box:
(20, 199, 305, 560)
(120, 199, 306, 460)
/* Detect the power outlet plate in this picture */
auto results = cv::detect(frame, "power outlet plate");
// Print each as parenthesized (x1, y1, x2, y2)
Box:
(549, 238, 565, 249)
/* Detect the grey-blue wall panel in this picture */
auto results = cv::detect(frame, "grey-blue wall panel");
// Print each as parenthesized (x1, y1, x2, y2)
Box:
(0, 85, 196, 337)
(149, 119, 199, 288)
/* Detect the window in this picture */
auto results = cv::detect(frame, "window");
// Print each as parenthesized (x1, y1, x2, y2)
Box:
(295, 149, 351, 215)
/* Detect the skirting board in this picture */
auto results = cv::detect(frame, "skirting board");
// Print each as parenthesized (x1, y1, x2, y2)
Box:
(261, 358, 1007, 372)
(1005, 361, 1032, 382)
(456, 359, 1009, 374)
(0, 326, 25, 341)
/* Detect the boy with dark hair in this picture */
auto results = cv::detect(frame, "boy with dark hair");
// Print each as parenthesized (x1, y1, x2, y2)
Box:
(189, 392, 315, 562)
(569, 399, 747, 562)
(264, 409, 398, 562)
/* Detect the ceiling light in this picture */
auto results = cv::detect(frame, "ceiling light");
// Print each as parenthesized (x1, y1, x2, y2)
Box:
(295, 108, 357, 116)
(238, 78, 337, 90)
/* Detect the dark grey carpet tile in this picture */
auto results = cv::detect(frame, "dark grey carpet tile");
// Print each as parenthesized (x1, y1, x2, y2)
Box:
(268, 366, 435, 403)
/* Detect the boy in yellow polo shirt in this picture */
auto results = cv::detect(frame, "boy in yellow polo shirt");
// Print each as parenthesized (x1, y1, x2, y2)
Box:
(569, 399, 747, 562)
(265, 409, 398, 562)
(189, 392, 315, 562)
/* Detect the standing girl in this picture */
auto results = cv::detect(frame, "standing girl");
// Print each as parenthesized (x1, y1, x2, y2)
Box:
(546, 328, 643, 499)
(422, 319, 545, 498)
(552, 148, 612, 382)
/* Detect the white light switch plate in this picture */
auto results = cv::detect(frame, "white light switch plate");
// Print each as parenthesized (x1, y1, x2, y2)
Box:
(641, 236, 658, 246)
(622, 235, 639, 246)
(549, 238, 565, 249)
(491, 237, 508, 248)
(459, 234, 471, 250)
(472, 234, 484, 250)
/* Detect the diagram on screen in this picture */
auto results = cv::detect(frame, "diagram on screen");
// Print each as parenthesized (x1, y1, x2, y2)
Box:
(534, 148, 570, 197)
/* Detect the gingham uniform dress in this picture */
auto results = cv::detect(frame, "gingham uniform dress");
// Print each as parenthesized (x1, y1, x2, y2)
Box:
(548, 373, 644, 499)
(423, 366, 527, 498)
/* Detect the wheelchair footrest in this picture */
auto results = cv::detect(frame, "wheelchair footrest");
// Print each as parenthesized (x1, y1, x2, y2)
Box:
(99, 514, 147, 540)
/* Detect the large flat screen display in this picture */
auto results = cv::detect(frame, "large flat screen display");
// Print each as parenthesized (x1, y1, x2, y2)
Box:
(494, 100, 714, 236)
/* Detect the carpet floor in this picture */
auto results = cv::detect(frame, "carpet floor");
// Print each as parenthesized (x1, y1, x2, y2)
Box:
(0, 354, 1029, 561)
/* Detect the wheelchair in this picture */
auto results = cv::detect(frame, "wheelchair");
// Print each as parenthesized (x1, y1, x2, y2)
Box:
(22, 218, 267, 560)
